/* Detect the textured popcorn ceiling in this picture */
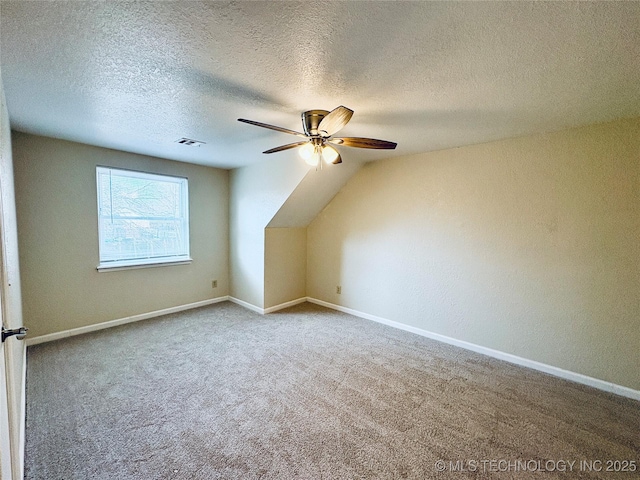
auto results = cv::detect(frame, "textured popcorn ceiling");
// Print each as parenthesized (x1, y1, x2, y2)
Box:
(1, 1, 639, 169)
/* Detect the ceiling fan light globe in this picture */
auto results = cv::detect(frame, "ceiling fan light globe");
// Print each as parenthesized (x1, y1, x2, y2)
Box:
(307, 151, 321, 167)
(321, 145, 339, 164)
(299, 142, 315, 161)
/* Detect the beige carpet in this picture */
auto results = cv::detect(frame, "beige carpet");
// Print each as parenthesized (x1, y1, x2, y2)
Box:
(25, 302, 639, 479)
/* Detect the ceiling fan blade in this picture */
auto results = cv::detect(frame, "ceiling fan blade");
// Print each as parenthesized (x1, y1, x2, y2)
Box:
(317, 106, 354, 137)
(331, 152, 343, 164)
(238, 118, 307, 138)
(330, 137, 397, 149)
(263, 141, 309, 154)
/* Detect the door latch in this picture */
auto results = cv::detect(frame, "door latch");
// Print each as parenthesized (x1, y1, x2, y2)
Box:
(1, 326, 27, 342)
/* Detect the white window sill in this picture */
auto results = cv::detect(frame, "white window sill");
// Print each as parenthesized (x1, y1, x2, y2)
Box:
(97, 258, 193, 272)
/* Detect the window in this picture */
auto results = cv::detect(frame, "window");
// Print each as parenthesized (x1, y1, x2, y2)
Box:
(96, 167, 190, 271)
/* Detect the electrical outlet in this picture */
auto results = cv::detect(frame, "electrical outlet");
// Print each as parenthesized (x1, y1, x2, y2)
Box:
(212, 280, 218, 288)
(336, 286, 341, 294)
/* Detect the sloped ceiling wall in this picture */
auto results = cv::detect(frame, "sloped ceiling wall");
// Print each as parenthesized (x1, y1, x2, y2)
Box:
(230, 153, 362, 309)
(268, 160, 363, 228)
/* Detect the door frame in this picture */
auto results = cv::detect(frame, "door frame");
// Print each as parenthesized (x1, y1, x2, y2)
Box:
(0, 184, 15, 480)
(1, 336, 14, 480)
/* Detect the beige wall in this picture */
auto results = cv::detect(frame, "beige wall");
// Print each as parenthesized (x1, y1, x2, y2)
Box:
(13, 133, 229, 337)
(308, 117, 640, 391)
(264, 228, 306, 308)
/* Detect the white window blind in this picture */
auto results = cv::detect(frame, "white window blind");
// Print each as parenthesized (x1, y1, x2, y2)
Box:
(96, 167, 190, 270)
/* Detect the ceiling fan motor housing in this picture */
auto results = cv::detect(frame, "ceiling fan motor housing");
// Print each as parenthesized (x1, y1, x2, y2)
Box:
(302, 110, 330, 136)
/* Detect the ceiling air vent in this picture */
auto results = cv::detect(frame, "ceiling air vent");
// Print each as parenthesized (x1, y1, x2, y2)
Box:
(176, 137, 206, 147)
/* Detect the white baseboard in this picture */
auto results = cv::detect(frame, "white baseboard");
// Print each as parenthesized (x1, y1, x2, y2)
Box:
(26, 295, 306, 346)
(264, 297, 307, 314)
(228, 297, 264, 314)
(23, 294, 640, 401)
(228, 296, 307, 314)
(307, 297, 640, 402)
(25, 296, 230, 346)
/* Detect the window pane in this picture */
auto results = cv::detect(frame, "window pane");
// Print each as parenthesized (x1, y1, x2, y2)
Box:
(97, 167, 190, 267)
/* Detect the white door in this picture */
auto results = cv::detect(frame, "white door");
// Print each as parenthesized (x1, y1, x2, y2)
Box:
(1, 66, 26, 480)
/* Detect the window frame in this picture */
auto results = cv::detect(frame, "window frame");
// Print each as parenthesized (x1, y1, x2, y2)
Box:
(96, 166, 192, 272)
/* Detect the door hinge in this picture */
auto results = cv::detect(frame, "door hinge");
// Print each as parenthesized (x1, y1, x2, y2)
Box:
(1, 326, 27, 342)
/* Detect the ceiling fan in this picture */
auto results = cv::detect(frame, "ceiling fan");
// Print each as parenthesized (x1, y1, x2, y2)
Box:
(238, 106, 397, 166)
